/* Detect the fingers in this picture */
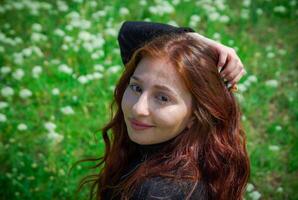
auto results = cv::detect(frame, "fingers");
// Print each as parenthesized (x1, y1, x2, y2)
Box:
(229, 68, 246, 85)
(219, 49, 246, 84)
(220, 57, 239, 79)
(217, 50, 228, 69)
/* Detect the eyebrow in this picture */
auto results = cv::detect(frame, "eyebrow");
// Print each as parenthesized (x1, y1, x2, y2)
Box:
(131, 75, 178, 97)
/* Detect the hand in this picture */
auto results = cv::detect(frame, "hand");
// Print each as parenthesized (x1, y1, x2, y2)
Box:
(187, 32, 247, 87)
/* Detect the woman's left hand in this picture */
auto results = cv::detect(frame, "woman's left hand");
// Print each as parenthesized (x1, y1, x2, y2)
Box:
(187, 32, 247, 87)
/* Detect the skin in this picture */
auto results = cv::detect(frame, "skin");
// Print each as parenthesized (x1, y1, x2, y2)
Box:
(121, 55, 194, 145)
(187, 32, 247, 86)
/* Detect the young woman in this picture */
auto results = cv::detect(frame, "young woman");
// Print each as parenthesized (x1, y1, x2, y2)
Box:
(76, 21, 249, 200)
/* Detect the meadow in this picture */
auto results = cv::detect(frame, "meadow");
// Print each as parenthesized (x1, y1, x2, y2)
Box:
(0, 0, 297, 199)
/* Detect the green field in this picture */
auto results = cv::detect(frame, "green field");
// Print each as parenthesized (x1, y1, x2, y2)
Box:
(0, 0, 297, 199)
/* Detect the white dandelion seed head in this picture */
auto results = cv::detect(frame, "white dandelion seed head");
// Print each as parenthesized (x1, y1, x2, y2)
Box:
(47, 131, 64, 143)
(19, 88, 33, 99)
(12, 68, 25, 80)
(0, 101, 8, 109)
(1, 86, 14, 97)
(58, 64, 73, 75)
(269, 145, 280, 151)
(78, 75, 89, 84)
(60, 106, 75, 115)
(32, 23, 42, 32)
(44, 121, 57, 132)
(265, 79, 278, 88)
(32, 65, 42, 78)
(52, 88, 60, 95)
(249, 191, 261, 200)
(94, 64, 104, 72)
(17, 123, 28, 131)
(1, 66, 11, 75)
(119, 7, 130, 16)
(0, 113, 7, 122)
(246, 183, 254, 192)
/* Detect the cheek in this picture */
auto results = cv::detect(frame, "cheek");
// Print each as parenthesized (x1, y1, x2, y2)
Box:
(155, 105, 190, 129)
(121, 89, 134, 115)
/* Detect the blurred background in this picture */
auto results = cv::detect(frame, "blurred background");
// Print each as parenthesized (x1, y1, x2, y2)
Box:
(0, 0, 297, 199)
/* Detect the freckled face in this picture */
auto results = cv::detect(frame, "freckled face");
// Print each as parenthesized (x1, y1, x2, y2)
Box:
(121, 55, 193, 145)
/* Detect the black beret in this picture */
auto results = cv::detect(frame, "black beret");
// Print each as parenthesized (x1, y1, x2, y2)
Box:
(117, 21, 195, 65)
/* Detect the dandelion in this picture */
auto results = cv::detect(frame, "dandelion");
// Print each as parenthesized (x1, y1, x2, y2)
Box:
(0, 113, 7, 122)
(1, 66, 11, 75)
(241, 9, 250, 19)
(105, 28, 117, 37)
(94, 64, 104, 72)
(243, 0, 251, 7)
(273, 6, 287, 14)
(0, 101, 8, 109)
(256, 8, 263, 15)
(12, 68, 25, 80)
(1, 86, 14, 97)
(48, 131, 64, 143)
(246, 183, 254, 192)
(60, 106, 75, 115)
(213, 33, 221, 41)
(277, 186, 283, 193)
(19, 88, 32, 99)
(54, 28, 65, 37)
(107, 65, 121, 74)
(92, 72, 103, 79)
(17, 123, 28, 131)
(57, 0, 68, 12)
(58, 64, 73, 75)
(219, 15, 230, 23)
(44, 121, 57, 132)
(140, 0, 147, 6)
(269, 145, 280, 151)
(275, 125, 282, 131)
(247, 75, 258, 83)
(31, 32, 47, 43)
(52, 88, 60, 95)
(189, 15, 201, 27)
(32, 23, 42, 32)
(209, 12, 220, 21)
(32, 65, 42, 78)
(267, 52, 275, 58)
(265, 80, 278, 88)
(249, 190, 261, 200)
(119, 7, 129, 16)
(78, 75, 89, 84)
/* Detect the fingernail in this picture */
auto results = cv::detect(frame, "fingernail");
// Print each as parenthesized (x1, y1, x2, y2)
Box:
(218, 67, 222, 73)
(223, 78, 228, 82)
(227, 82, 232, 88)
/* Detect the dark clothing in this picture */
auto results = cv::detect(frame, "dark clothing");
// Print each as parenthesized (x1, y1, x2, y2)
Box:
(104, 139, 208, 199)
(117, 21, 195, 65)
(106, 21, 207, 199)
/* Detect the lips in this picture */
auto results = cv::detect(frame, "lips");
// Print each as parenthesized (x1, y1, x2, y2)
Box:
(129, 119, 154, 130)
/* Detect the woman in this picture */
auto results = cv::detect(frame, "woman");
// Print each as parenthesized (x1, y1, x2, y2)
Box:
(75, 21, 249, 200)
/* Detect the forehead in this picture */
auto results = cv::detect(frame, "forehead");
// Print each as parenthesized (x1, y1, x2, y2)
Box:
(132, 55, 189, 94)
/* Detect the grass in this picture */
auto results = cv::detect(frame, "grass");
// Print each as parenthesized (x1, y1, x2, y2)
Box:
(0, 0, 297, 199)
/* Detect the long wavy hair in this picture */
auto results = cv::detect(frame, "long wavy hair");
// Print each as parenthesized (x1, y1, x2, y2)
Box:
(73, 33, 250, 200)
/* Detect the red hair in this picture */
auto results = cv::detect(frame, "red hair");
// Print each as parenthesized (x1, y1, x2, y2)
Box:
(74, 33, 250, 200)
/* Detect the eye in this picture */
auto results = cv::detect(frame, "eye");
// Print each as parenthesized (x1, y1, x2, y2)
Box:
(129, 83, 142, 93)
(156, 94, 170, 104)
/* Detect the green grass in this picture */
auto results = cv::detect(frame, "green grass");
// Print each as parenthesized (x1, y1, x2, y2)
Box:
(0, 0, 297, 199)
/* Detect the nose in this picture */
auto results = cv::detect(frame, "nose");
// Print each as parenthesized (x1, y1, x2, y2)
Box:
(132, 92, 150, 117)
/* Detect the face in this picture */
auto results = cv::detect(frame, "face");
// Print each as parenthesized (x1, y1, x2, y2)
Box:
(121, 55, 193, 145)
